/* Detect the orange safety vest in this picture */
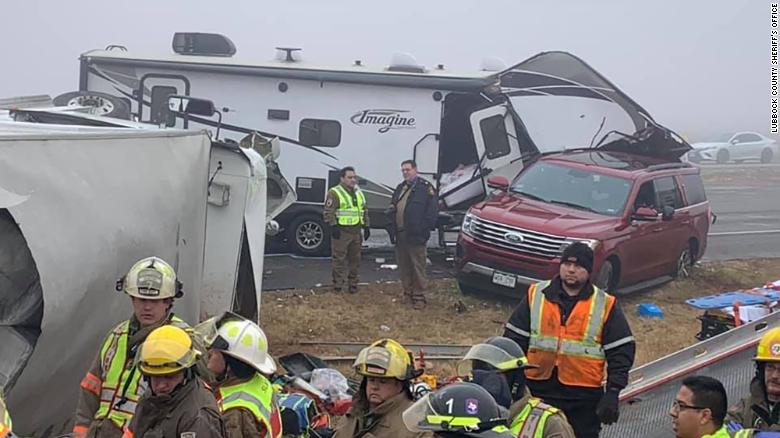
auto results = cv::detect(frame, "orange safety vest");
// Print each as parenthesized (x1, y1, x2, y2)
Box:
(525, 280, 616, 388)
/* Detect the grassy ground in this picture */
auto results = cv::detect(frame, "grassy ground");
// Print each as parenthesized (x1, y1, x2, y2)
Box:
(700, 164, 780, 187)
(261, 258, 780, 377)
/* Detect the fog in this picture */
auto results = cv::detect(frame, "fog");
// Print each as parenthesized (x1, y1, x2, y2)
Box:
(0, 0, 766, 140)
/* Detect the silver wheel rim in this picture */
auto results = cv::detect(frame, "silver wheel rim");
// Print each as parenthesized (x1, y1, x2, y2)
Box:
(597, 263, 612, 289)
(296, 221, 323, 250)
(67, 95, 115, 114)
(677, 249, 691, 278)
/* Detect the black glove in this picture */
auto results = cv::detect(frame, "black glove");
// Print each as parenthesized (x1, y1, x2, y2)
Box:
(363, 227, 371, 240)
(596, 388, 620, 425)
(331, 225, 341, 240)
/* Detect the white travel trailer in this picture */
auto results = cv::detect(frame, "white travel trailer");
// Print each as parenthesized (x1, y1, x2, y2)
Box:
(66, 32, 682, 255)
(0, 106, 293, 437)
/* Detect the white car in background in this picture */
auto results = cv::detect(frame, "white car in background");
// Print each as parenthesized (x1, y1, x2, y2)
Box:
(688, 132, 777, 164)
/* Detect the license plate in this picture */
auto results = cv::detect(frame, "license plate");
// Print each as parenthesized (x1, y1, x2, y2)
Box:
(492, 271, 517, 288)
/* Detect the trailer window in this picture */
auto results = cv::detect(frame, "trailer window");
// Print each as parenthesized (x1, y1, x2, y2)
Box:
(151, 85, 178, 127)
(299, 119, 341, 147)
(480, 115, 511, 159)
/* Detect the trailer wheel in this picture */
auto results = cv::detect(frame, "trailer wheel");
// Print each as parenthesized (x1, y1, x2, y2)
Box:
(287, 214, 330, 256)
(53, 91, 131, 120)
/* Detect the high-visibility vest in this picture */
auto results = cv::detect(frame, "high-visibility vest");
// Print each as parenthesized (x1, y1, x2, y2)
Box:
(88, 316, 188, 430)
(0, 396, 12, 438)
(526, 281, 616, 388)
(217, 373, 283, 438)
(330, 185, 366, 226)
(509, 398, 560, 438)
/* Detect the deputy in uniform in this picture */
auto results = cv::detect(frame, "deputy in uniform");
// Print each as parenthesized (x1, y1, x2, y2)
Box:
(324, 166, 369, 293)
(388, 160, 438, 309)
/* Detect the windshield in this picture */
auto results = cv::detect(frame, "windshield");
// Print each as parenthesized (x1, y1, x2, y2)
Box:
(510, 162, 632, 216)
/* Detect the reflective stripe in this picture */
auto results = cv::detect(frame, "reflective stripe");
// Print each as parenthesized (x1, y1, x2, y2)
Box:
(505, 322, 530, 338)
(528, 336, 558, 351)
(510, 398, 557, 438)
(219, 373, 280, 438)
(559, 340, 605, 359)
(80, 372, 102, 396)
(603, 335, 635, 351)
(100, 388, 116, 403)
(529, 281, 550, 336)
(585, 288, 607, 342)
(72, 425, 89, 436)
(331, 185, 366, 226)
(222, 391, 273, 421)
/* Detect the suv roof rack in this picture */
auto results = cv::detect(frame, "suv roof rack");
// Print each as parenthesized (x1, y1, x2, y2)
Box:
(646, 162, 693, 172)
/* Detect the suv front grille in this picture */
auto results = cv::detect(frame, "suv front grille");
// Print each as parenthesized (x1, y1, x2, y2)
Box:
(469, 216, 567, 258)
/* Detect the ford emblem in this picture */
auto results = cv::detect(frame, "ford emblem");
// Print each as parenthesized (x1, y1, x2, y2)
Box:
(504, 232, 524, 244)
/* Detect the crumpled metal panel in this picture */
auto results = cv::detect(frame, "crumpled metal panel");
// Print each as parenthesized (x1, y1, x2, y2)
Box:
(0, 129, 210, 437)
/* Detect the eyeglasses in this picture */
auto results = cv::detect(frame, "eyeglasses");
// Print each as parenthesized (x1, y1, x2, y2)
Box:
(671, 400, 707, 412)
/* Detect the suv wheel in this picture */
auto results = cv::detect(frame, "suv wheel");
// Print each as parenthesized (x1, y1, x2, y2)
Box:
(674, 246, 693, 279)
(716, 149, 730, 164)
(761, 148, 774, 164)
(595, 260, 615, 291)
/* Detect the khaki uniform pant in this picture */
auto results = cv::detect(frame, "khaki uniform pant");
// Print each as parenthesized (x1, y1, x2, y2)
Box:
(331, 228, 362, 290)
(395, 231, 428, 302)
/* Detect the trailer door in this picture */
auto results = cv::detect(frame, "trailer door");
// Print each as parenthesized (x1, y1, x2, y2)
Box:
(137, 74, 191, 127)
(469, 104, 524, 181)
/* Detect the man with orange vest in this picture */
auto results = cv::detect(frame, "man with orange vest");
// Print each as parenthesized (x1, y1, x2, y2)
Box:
(503, 242, 635, 438)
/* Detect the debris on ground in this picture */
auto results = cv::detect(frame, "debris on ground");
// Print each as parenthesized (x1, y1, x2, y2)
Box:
(262, 258, 780, 374)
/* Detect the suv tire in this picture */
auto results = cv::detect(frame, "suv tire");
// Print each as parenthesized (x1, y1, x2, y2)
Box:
(595, 260, 616, 291)
(674, 246, 693, 279)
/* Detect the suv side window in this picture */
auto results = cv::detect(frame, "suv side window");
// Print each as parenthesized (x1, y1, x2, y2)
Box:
(680, 174, 707, 205)
(654, 176, 684, 209)
(633, 181, 657, 211)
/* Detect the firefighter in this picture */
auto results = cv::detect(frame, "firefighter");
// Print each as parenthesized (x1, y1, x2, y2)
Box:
(457, 337, 575, 438)
(1, 393, 16, 438)
(402, 382, 514, 437)
(324, 166, 369, 294)
(198, 312, 283, 438)
(727, 327, 780, 431)
(503, 242, 635, 438)
(387, 160, 438, 309)
(333, 338, 428, 438)
(668, 376, 730, 438)
(123, 325, 225, 438)
(73, 257, 190, 438)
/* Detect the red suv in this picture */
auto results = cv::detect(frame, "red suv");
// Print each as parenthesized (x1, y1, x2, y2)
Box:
(455, 149, 712, 295)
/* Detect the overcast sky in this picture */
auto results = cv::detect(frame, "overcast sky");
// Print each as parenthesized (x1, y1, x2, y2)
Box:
(1, 0, 766, 139)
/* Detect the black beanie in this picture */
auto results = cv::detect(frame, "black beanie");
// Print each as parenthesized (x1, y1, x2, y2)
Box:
(561, 242, 594, 273)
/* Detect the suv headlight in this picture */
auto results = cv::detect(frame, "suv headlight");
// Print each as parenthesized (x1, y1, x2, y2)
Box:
(461, 212, 476, 236)
(559, 238, 600, 253)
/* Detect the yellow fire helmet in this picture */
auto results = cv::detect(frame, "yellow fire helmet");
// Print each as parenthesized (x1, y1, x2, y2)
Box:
(755, 327, 780, 362)
(353, 338, 419, 381)
(137, 325, 199, 376)
(120, 256, 182, 300)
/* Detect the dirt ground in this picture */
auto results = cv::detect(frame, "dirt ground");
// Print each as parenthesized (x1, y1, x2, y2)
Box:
(700, 164, 780, 187)
(261, 258, 780, 377)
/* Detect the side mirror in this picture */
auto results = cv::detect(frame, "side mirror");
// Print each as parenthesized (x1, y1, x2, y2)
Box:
(168, 95, 216, 116)
(631, 206, 658, 221)
(487, 175, 509, 191)
(662, 205, 675, 221)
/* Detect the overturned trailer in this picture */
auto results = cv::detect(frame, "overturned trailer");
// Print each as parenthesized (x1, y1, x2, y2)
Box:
(0, 112, 293, 436)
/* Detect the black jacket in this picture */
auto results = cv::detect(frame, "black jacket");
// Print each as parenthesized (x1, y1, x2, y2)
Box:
(503, 277, 636, 401)
(389, 177, 438, 246)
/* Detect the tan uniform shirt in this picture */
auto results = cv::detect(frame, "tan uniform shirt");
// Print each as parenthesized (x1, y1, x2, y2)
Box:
(395, 183, 412, 230)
